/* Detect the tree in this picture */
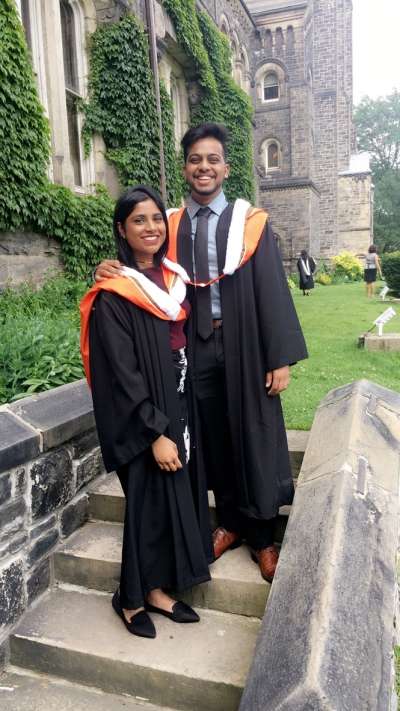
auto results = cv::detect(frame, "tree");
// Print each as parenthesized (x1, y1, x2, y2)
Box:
(373, 170, 400, 252)
(355, 91, 400, 177)
(354, 91, 400, 251)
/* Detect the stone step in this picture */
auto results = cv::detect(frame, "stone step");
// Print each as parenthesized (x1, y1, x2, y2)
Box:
(10, 587, 261, 711)
(89, 475, 297, 538)
(0, 668, 177, 711)
(54, 521, 270, 618)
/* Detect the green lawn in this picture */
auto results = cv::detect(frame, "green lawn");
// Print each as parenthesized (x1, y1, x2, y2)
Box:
(281, 282, 400, 430)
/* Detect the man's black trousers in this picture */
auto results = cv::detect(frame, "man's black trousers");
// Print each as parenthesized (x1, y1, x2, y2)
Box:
(193, 327, 275, 551)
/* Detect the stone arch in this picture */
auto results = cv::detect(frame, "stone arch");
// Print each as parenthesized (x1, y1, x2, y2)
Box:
(219, 13, 231, 36)
(265, 29, 273, 54)
(275, 27, 284, 55)
(286, 25, 295, 52)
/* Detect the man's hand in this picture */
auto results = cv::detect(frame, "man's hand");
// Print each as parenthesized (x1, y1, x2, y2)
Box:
(265, 366, 290, 396)
(151, 435, 183, 472)
(95, 259, 122, 282)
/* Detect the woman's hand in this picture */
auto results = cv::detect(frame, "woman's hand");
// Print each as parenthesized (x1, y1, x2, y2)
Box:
(151, 435, 183, 472)
(95, 260, 122, 282)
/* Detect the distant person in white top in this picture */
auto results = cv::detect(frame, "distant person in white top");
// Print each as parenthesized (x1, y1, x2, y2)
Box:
(364, 245, 383, 298)
(297, 249, 316, 296)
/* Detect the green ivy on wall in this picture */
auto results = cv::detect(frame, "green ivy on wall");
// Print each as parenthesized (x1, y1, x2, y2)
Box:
(82, 14, 183, 206)
(0, 0, 50, 231)
(162, 0, 222, 125)
(162, 0, 255, 202)
(1, 0, 255, 281)
(0, 0, 114, 279)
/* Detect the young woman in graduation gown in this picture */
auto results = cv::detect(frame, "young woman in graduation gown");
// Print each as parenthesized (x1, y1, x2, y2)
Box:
(80, 186, 212, 639)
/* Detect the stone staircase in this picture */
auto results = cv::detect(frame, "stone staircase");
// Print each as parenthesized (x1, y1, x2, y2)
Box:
(4, 432, 308, 711)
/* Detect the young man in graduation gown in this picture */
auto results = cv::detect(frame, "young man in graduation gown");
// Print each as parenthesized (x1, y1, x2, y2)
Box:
(95, 123, 308, 582)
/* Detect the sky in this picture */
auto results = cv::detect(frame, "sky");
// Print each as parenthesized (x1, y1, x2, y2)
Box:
(353, 0, 400, 104)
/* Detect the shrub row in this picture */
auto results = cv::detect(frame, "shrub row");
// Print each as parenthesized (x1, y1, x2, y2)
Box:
(381, 252, 400, 295)
(0, 276, 85, 404)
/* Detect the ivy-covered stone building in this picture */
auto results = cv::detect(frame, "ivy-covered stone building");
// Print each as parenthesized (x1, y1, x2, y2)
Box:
(247, 0, 372, 263)
(11, 0, 372, 275)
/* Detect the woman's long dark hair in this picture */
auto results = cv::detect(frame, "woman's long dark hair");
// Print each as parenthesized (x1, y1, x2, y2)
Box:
(113, 185, 169, 269)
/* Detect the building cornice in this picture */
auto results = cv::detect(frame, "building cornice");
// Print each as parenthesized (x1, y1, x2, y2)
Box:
(260, 177, 320, 195)
(249, 2, 308, 19)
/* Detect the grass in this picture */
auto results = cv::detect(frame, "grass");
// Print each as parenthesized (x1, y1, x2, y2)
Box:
(2, 277, 399, 421)
(281, 281, 400, 430)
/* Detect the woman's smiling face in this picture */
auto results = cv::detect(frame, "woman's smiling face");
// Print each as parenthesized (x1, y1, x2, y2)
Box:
(119, 198, 167, 264)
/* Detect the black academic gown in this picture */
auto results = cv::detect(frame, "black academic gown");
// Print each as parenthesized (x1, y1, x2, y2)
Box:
(89, 291, 212, 608)
(297, 257, 316, 290)
(177, 203, 308, 521)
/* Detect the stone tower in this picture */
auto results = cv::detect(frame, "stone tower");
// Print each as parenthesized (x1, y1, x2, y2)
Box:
(246, 0, 372, 267)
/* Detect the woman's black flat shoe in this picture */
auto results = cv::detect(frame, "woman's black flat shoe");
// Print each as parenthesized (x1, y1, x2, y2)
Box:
(112, 590, 156, 638)
(146, 600, 200, 623)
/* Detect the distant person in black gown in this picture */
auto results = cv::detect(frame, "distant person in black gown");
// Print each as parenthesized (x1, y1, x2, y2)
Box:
(80, 186, 211, 639)
(297, 249, 316, 295)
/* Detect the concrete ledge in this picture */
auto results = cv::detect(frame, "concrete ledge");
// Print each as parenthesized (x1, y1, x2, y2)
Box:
(240, 380, 399, 710)
(364, 333, 400, 351)
(8, 380, 94, 451)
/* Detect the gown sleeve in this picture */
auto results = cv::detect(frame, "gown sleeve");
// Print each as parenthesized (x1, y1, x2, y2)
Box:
(89, 291, 169, 471)
(252, 221, 308, 371)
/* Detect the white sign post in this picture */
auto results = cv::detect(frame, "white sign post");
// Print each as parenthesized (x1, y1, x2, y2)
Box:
(374, 307, 396, 336)
(379, 285, 389, 301)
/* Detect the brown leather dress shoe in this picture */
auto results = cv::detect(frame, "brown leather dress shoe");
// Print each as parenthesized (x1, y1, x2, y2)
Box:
(251, 545, 279, 583)
(212, 527, 242, 560)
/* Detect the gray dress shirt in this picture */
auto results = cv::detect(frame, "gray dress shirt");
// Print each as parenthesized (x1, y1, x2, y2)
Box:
(186, 191, 229, 319)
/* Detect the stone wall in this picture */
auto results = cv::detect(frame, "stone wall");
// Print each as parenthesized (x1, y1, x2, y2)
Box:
(337, 172, 372, 255)
(0, 380, 104, 666)
(0, 232, 63, 290)
(259, 182, 320, 270)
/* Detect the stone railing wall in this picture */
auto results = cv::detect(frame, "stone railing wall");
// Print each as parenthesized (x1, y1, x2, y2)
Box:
(0, 380, 103, 667)
(240, 380, 399, 711)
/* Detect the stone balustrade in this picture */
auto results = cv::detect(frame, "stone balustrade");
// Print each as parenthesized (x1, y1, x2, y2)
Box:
(0, 380, 103, 666)
(240, 380, 399, 710)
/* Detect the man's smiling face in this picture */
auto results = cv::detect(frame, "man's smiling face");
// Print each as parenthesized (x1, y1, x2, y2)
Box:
(183, 137, 230, 204)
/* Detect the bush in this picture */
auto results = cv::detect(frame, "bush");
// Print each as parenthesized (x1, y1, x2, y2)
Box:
(287, 276, 296, 290)
(331, 251, 363, 281)
(0, 275, 85, 404)
(381, 251, 400, 295)
(316, 273, 332, 285)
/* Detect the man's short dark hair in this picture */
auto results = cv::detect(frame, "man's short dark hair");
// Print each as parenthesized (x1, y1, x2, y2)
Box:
(181, 123, 230, 162)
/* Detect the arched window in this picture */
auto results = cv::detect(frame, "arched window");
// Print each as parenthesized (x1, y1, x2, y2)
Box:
(264, 72, 279, 101)
(60, 0, 83, 187)
(265, 140, 280, 171)
(16, 0, 49, 114)
(21, 0, 33, 52)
